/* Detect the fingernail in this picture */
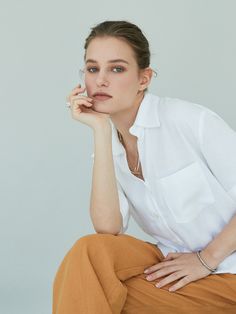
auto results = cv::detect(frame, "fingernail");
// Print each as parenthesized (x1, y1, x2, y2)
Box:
(144, 269, 149, 274)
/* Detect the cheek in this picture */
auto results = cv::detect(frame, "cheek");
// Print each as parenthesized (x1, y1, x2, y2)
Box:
(123, 72, 140, 87)
(85, 79, 94, 96)
(115, 76, 139, 94)
(121, 74, 134, 84)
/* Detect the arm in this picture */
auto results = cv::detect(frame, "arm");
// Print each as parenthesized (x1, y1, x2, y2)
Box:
(143, 108, 236, 291)
(201, 213, 236, 268)
(198, 108, 236, 267)
(143, 214, 236, 292)
(89, 121, 123, 235)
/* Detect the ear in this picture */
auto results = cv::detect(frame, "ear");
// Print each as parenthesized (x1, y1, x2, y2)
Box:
(138, 67, 153, 91)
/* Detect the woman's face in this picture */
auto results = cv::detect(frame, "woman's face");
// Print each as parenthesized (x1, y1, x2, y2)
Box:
(84, 36, 151, 114)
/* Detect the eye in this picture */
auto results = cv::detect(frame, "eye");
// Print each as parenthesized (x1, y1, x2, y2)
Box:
(86, 67, 97, 73)
(86, 66, 125, 73)
(112, 66, 124, 73)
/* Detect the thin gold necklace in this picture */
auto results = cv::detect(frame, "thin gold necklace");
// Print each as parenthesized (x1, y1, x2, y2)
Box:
(117, 130, 141, 175)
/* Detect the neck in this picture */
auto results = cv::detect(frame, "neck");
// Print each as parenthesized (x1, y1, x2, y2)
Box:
(110, 92, 145, 144)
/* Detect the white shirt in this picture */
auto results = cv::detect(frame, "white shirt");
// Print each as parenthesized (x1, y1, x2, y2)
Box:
(91, 92, 236, 274)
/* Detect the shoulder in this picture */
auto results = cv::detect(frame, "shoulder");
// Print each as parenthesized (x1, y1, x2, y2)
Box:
(146, 93, 226, 141)
(158, 95, 206, 120)
(150, 93, 218, 130)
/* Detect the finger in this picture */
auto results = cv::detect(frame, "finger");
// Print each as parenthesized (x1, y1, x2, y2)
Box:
(163, 256, 173, 261)
(71, 103, 92, 114)
(72, 83, 84, 90)
(144, 260, 176, 274)
(71, 86, 86, 96)
(155, 271, 185, 288)
(70, 84, 82, 92)
(72, 100, 93, 109)
(168, 276, 191, 292)
(72, 84, 86, 91)
(72, 95, 93, 102)
(66, 86, 86, 102)
(164, 253, 182, 260)
(146, 266, 178, 281)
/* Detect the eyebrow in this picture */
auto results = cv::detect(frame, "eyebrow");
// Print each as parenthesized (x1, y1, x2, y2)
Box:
(85, 59, 129, 65)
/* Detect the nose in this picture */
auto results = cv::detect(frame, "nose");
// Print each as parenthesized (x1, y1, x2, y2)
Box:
(95, 71, 109, 87)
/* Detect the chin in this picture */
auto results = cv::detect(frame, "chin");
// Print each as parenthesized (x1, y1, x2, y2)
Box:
(92, 105, 110, 114)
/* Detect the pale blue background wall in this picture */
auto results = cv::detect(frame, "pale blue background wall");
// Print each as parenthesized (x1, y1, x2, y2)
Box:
(1, 0, 235, 313)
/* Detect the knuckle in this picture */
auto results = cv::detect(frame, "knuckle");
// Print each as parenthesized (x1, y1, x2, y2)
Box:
(171, 272, 179, 279)
(170, 264, 177, 270)
(162, 261, 170, 268)
(79, 101, 90, 107)
(71, 95, 88, 103)
(77, 96, 91, 102)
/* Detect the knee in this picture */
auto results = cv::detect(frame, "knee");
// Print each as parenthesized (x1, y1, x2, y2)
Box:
(54, 233, 128, 279)
(68, 233, 120, 256)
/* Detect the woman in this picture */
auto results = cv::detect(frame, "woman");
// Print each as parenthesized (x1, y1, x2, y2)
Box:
(53, 20, 236, 313)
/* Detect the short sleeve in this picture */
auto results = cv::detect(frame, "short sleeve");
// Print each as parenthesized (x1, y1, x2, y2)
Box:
(199, 109, 236, 202)
(90, 152, 131, 234)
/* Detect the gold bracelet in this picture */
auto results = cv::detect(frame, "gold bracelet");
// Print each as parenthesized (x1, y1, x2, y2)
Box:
(196, 251, 217, 272)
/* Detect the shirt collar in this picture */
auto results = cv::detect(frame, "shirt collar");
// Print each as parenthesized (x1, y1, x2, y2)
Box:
(110, 92, 161, 156)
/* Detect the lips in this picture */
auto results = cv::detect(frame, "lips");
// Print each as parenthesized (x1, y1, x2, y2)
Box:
(93, 92, 112, 97)
(93, 92, 112, 101)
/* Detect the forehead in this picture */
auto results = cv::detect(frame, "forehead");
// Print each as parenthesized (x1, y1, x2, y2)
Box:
(85, 36, 136, 64)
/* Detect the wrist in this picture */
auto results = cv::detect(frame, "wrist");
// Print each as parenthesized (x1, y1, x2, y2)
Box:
(200, 247, 222, 270)
(93, 120, 112, 134)
(196, 251, 217, 272)
(93, 119, 111, 132)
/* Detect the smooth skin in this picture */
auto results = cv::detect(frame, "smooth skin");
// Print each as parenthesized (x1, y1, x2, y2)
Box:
(66, 84, 110, 129)
(144, 252, 211, 292)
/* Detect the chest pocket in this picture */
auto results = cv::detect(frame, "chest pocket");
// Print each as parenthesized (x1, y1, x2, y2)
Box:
(159, 161, 215, 223)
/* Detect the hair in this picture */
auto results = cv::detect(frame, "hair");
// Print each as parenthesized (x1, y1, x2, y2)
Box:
(83, 20, 156, 93)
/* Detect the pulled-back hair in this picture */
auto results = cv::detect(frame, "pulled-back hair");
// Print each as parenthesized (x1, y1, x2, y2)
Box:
(84, 20, 156, 92)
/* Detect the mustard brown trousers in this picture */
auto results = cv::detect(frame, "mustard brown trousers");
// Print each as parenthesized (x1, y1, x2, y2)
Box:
(53, 233, 236, 313)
